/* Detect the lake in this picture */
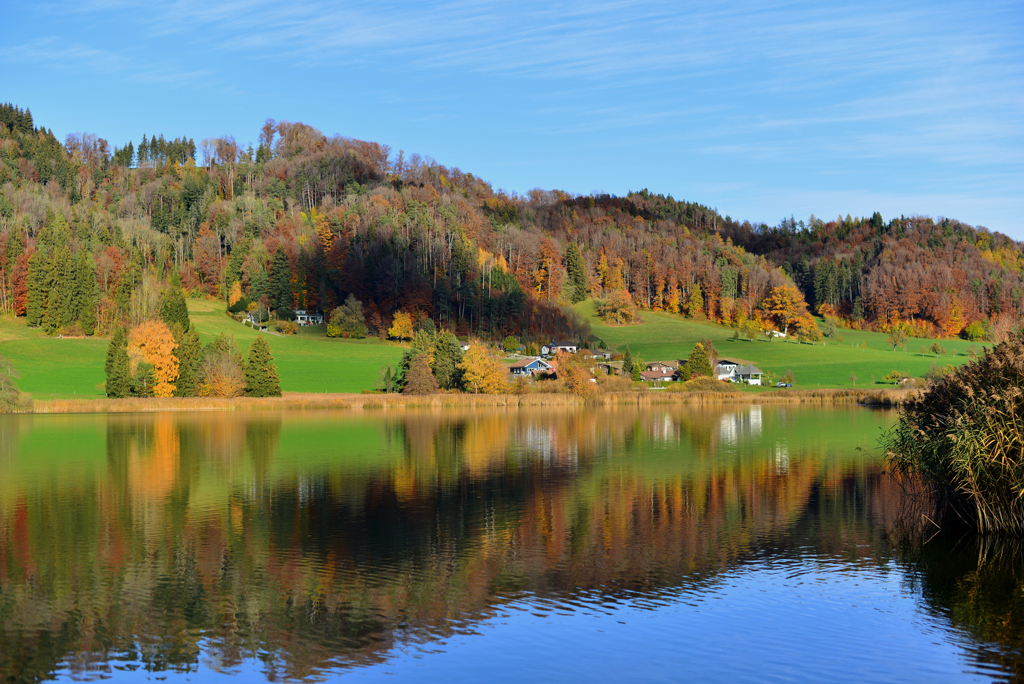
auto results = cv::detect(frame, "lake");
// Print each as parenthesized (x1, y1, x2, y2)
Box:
(1, 405, 1022, 682)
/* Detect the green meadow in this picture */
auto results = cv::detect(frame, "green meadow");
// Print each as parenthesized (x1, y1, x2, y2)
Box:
(578, 301, 984, 389)
(0, 300, 407, 399)
(0, 297, 990, 399)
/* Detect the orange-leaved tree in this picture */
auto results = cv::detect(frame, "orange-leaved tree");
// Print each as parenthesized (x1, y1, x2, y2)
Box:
(555, 350, 596, 399)
(128, 320, 179, 397)
(759, 284, 809, 337)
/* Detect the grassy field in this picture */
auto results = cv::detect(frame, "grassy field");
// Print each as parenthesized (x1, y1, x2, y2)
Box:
(0, 300, 407, 399)
(578, 301, 986, 389)
(0, 296, 990, 399)
(188, 300, 407, 394)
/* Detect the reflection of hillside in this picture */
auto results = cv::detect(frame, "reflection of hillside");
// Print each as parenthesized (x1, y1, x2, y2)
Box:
(0, 407, 896, 682)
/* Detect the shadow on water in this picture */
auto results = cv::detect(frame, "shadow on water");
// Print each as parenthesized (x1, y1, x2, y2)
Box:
(0, 406, 1021, 681)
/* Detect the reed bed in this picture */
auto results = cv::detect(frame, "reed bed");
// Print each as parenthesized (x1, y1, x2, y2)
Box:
(885, 332, 1024, 535)
(31, 387, 915, 414)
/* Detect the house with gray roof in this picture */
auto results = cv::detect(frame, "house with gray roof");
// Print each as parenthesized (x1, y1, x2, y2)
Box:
(735, 364, 764, 385)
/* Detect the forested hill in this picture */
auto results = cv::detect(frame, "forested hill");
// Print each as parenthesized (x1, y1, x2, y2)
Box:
(0, 102, 1018, 343)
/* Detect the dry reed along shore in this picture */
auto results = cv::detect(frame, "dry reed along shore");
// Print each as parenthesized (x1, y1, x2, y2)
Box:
(32, 388, 916, 414)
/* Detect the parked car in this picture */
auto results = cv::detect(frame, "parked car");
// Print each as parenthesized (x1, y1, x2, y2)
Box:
(776, 382, 792, 388)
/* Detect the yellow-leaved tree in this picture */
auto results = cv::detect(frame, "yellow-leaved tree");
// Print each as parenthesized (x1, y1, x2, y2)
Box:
(458, 346, 509, 394)
(389, 311, 414, 341)
(128, 320, 179, 397)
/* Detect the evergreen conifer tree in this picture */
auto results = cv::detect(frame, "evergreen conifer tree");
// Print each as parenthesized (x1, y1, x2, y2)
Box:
(631, 355, 644, 381)
(131, 361, 156, 397)
(47, 243, 74, 332)
(565, 241, 589, 303)
(565, 243, 588, 304)
(173, 328, 202, 396)
(26, 250, 48, 327)
(622, 345, 634, 380)
(77, 251, 97, 334)
(5, 229, 23, 264)
(268, 246, 292, 311)
(161, 285, 191, 332)
(431, 331, 464, 390)
(105, 328, 131, 398)
(245, 336, 281, 397)
(684, 343, 714, 379)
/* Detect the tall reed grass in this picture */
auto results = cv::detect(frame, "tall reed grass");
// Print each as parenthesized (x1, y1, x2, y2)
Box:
(885, 332, 1024, 535)
(32, 387, 915, 414)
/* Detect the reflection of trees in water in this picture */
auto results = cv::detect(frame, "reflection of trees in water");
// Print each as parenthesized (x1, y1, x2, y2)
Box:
(896, 534, 1024, 679)
(1, 407, 911, 682)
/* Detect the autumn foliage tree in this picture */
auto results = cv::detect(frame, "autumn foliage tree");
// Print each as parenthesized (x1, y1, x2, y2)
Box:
(458, 346, 508, 394)
(554, 350, 596, 399)
(389, 311, 414, 341)
(596, 289, 639, 325)
(759, 284, 813, 337)
(128, 320, 179, 397)
(198, 335, 246, 397)
(402, 353, 440, 395)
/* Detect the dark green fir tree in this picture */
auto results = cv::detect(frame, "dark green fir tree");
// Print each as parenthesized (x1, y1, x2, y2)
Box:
(268, 246, 293, 311)
(565, 243, 588, 304)
(683, 343, 714, 379)
(245, 336, 281, 397)
(105, 328, 131, 398)
(161, 281, 191, 333)
(431, 331, 464, 390)
(26, 250, 49, 327)
(173, 327, 202, 397)
(622, 345, 634, 380)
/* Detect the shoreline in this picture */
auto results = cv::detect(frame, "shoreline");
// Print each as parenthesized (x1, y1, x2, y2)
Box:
(28, 388, 916, 414)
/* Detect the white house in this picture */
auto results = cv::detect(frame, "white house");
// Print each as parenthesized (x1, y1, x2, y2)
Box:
(294, 309, 324, 326)
(541, 341, 578, 356)
(736, 364, 764, 386)
(715, 361, 739, 381)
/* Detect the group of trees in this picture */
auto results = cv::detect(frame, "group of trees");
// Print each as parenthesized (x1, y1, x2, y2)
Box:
(384, 328, 507, 395)
(104, 290, 280, 398)
(723, 213, 1024, 340)
(1, 103, 1021, 354)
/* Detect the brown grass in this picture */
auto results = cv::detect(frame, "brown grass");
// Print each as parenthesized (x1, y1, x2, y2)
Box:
(30, 387, 918, 414)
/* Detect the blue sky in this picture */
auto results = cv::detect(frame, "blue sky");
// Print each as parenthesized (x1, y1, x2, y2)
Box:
(3, 0, 1022, 237)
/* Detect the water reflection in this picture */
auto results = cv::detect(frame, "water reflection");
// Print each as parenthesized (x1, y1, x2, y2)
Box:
(0, 406, 1019, 682)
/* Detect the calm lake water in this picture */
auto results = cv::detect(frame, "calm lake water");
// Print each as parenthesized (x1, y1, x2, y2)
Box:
(1, 406, 1023, 682)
